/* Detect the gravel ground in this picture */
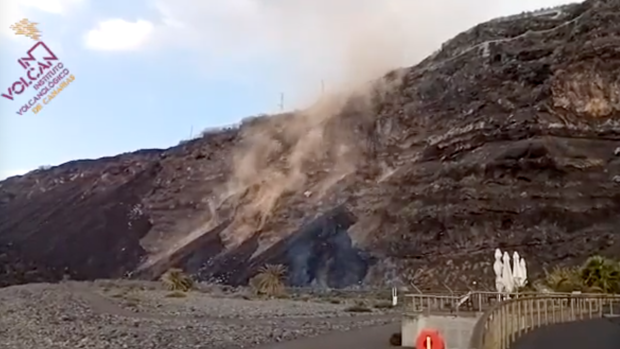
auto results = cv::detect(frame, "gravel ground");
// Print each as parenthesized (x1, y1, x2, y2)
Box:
(0, 282, 399, 349)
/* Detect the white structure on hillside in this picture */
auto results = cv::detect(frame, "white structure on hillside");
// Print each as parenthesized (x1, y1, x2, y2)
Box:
(493, 248, 528, 297)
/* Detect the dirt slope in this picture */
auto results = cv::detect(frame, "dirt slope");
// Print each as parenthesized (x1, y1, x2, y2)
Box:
(2, 0, 620, 289)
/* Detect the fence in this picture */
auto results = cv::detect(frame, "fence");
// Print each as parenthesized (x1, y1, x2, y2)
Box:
(469, 293, 620, 349)
(404, 291, 522, 314)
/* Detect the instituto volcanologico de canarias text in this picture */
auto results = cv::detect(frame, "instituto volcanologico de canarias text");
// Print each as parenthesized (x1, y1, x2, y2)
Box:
(2, 19, 76, 115)
(8, 61, 76, 115)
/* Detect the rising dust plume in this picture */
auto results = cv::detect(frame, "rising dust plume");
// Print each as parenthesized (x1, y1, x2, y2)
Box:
(143, 0, 537, 269)
(217, 0, 510, 245)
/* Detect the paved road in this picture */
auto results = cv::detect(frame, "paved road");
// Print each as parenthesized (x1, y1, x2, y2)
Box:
(511, 316, 620, 349)
(250, 323, 400, 349)
(247, 316, 620, 349)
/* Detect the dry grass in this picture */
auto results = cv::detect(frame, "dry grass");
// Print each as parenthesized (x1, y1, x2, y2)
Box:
(249, 264, 287, 297)
(160, 268, 193, 292)
(544, 265, 582, 293)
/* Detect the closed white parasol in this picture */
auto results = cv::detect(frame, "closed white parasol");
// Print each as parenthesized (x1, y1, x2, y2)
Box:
(494, 248, 504, 293)
(501, 251, 515, 294)
(519, 257, 528, 287)
(512, 251, 523, 289)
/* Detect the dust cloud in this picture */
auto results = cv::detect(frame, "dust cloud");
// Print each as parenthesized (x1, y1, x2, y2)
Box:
(235, 0, 505, 98)
(156, 0, 541, 99)
(215, 0, 510, 246)
(142, 0, 560, 268)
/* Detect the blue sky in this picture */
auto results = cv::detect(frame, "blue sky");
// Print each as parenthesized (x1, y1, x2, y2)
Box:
(0, 0, 576, 179)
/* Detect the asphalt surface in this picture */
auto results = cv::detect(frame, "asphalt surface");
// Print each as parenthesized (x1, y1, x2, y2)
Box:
(246, 316, 620, 349)
(511, 316, 620, 349)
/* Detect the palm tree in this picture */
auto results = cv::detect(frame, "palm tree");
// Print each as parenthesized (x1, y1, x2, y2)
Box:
(250, 264, 287, 296)
(579, 255, 620, 294)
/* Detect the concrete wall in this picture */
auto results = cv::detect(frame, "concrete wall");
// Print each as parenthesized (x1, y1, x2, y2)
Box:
(402, 312, 481, 349)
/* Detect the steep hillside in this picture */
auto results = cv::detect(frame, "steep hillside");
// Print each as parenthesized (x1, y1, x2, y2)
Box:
(2, 0, 620, 290)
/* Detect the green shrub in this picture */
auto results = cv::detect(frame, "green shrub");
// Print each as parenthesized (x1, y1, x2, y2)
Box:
(160, 268, 193, 292)
(542, 256, 620, 294)
(579, 255, 620, 294)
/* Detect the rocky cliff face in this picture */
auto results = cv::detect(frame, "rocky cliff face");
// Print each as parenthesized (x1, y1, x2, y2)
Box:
(2, 0, 620, 290)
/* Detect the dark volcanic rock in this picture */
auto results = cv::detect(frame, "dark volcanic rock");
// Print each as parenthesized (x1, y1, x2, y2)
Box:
(198, 206, 375, 288)
(2, 0, 620, 289)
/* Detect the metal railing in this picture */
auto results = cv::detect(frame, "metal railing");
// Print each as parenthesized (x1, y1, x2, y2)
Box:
(469, 293, 620, 349)
(404, 291, 529, 314)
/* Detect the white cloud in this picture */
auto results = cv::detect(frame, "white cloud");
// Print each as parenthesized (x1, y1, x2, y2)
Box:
(84, 19, 154, 51)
